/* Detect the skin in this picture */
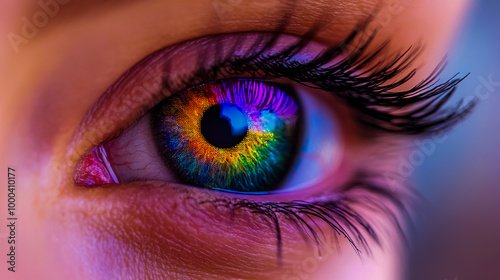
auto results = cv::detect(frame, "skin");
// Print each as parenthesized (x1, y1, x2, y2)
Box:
(0, 0, 471, 279)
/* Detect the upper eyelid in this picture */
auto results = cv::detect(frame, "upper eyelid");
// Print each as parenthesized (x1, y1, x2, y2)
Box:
(66, 32, 330, 164)
(160, 26, 475, 135)
(196, 33, 474, 135)
(65, 33, 335, 163)
(66, 27, 470, 171)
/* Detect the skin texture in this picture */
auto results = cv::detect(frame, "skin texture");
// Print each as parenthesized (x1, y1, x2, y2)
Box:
(0, 0, 471, 279)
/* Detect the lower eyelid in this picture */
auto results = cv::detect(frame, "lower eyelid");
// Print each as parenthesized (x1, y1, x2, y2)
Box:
(54, 175, 404, 279)
(53, 181, 329, 277)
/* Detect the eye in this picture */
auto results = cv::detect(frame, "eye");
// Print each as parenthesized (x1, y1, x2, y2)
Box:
(69, 29, 473, 262)
(75, 77, 342, 194)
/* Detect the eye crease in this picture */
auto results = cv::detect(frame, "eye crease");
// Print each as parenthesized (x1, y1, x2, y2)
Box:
(71, 22, 473, 263)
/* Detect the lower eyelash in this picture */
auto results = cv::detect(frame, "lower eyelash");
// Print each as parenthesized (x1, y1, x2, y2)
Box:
(198, 171, 410, 264)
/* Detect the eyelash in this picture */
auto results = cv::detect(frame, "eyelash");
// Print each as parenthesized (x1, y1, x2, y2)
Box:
(82, 17, 474, 262)
(200, 171, 410, 264)
(156, 20, 476, 136)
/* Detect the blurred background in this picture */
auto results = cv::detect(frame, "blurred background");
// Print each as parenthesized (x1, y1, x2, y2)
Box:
(406, 0, 500, 279)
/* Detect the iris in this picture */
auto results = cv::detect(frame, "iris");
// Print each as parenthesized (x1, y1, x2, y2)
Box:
(151, 79, 301, 192)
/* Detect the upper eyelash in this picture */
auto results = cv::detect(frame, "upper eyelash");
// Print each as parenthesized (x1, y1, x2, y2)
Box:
(159, 18, 476, 135)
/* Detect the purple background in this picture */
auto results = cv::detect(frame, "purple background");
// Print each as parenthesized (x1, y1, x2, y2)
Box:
(407, 0, 500, 279)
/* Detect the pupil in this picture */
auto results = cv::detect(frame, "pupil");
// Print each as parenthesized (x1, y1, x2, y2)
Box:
(200, 103, 248, 148)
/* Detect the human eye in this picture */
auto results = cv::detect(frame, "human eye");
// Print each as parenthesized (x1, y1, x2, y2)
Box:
(78, 78, 307, 192)
(67, 19, 475, 279)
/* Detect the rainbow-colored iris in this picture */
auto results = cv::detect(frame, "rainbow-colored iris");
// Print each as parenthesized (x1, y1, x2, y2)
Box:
(151, 79, 301, 192)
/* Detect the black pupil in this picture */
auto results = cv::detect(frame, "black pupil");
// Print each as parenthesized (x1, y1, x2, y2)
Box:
(200, 103, 248, 148)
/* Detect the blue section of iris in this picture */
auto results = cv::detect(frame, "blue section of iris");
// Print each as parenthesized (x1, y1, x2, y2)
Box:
(220, 103, 248, 136)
